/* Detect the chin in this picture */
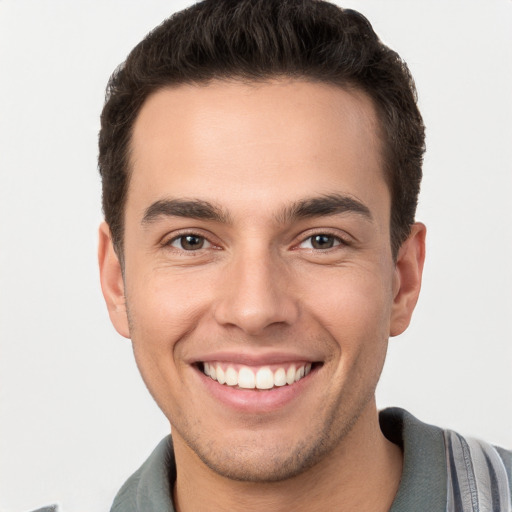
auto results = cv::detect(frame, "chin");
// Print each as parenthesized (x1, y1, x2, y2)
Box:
(193, 436, 332, 483)
(175, 403, 363, 483)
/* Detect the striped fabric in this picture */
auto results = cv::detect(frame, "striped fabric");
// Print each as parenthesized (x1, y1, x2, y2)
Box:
(445, 430, 512, 512)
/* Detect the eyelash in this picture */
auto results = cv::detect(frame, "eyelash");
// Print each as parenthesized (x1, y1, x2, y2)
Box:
(162, 230, 350, 253)
(297, 233, 348, 251)
(163, 232, 215, 252)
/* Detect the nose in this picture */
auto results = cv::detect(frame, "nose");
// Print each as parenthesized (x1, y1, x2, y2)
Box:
(213, 246, 300, 336)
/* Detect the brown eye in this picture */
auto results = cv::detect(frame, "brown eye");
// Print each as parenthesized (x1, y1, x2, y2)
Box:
(170, 235, 208, 251)
(311, 234, 336, 249)
(300, 234, 341, 250)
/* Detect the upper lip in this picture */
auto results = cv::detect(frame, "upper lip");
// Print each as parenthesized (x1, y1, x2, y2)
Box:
(188, 351, 321, 366)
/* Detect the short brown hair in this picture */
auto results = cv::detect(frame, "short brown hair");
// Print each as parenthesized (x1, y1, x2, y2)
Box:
(99, 0, 425, 260)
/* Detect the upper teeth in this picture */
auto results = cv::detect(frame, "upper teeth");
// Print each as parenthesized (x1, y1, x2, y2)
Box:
(203, 362, 312, 390)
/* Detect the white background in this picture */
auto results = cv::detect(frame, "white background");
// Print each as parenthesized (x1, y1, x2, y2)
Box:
(0, 1, 511, 511)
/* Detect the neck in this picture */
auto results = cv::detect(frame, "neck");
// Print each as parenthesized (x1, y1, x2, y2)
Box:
(172, 400, 403, 512)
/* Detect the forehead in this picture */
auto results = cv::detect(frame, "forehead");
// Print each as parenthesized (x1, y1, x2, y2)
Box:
(128, 79, 388, 223)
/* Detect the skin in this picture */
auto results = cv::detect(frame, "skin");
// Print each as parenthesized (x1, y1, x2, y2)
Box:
(99, 80, 425, 511)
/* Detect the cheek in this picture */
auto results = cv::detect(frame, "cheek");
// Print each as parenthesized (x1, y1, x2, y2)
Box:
(302, 266, 393, 349)
(125, 271, 212, 419)
(125, 270, 212, 356)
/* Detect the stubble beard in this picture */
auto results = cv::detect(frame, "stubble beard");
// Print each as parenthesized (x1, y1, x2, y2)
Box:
(171, 386, 375, 484)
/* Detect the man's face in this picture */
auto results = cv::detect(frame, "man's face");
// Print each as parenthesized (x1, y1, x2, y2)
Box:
(101, 80, 419, 481)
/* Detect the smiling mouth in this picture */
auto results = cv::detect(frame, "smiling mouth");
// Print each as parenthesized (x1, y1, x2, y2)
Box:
(200, 362, 320, 390)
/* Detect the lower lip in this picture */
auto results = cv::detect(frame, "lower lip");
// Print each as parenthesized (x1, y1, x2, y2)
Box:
(196, 366, 318, 413)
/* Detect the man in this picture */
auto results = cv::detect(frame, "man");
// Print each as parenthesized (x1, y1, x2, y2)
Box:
(96, 1, 511, 511)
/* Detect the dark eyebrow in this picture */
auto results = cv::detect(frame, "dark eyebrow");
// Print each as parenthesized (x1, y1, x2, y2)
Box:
(277, 193, 372, 224)
(142, 198, 231, 225)
(142, 194, 371, 226)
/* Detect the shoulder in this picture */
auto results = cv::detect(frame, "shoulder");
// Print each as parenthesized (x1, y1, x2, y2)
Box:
(110, 435, 176, 512)
(380, 407, 512, 512)
(444, 429, 512, 509)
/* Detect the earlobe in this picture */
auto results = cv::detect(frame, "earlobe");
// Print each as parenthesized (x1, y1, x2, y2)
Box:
(390, 222, 426, 337)
(98, 222, 131, 339)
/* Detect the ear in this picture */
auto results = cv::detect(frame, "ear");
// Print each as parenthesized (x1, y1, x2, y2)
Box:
(98, 222, 130, 338)
(390, 222, 426, 337)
